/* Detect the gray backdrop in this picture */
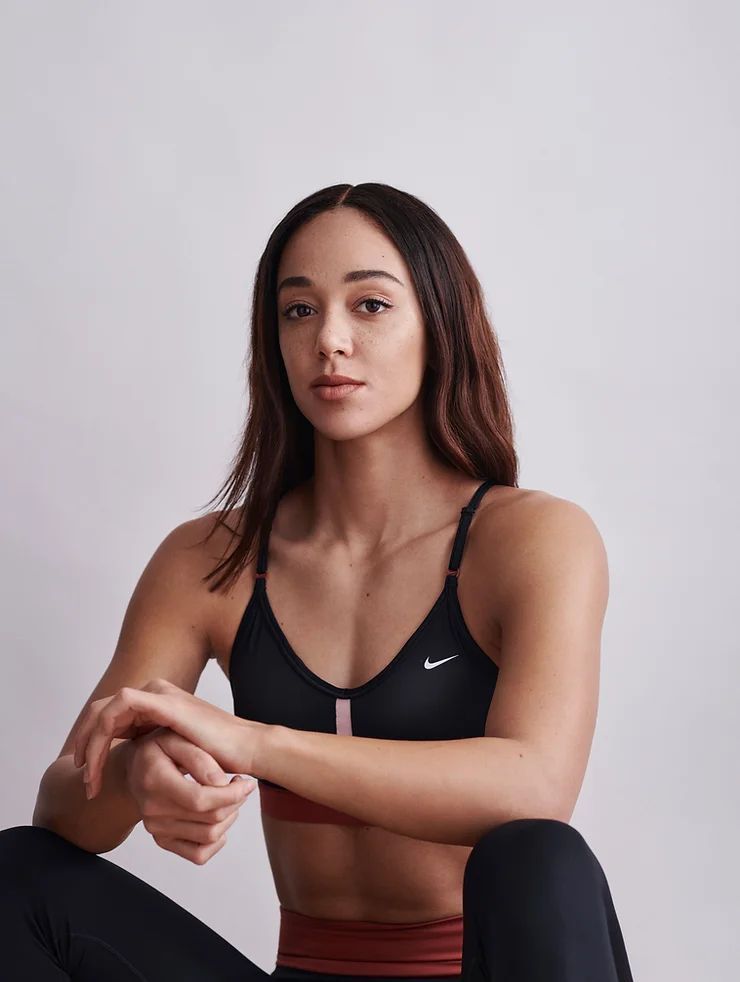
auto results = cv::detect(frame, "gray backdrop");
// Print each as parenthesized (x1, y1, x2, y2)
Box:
(2, 2, 738, 979)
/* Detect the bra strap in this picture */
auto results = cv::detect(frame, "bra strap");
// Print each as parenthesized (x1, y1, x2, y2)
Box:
(446, 480, 497, 577)
(257, 482, 496, 581)
(255, 521, 271, 580)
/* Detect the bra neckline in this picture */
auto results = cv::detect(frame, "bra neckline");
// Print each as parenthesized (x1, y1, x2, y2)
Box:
(232, 479, 499, 698)
(257, 576, 454, 698)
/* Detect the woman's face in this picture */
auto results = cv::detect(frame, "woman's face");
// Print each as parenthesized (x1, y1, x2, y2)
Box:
(276, 207, 428, 443)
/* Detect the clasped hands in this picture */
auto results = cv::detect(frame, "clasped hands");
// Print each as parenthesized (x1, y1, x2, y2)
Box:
(71, 678, 268, 862)
(72, 677, 263, 800)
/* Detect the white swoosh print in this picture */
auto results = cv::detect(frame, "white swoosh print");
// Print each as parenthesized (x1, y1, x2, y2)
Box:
(423, 654, 460, 670)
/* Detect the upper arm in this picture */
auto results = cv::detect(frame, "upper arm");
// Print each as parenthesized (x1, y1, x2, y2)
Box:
(483, 495, 609, 821)
(56, 517, 216, 759)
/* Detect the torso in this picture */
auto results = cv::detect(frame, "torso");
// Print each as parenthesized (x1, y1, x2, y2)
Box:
(205, 477, 542, 921)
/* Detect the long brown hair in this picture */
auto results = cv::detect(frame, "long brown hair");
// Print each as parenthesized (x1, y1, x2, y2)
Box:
(196, 182, 519, 593)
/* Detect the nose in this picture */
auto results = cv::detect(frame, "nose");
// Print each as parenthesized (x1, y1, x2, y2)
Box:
(314, 316, 353, 359)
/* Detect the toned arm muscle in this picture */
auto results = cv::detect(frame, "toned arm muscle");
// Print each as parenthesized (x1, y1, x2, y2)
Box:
(33, 516, 217, 851)
(248, 493, 608, 843)
(483, 495, 609, 822)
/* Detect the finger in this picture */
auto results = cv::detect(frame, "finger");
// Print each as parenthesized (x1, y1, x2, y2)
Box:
(143, 741, 254, 816)
(154, 730, 229, 787)
(181, 774, 256, 816)
(156, 832, 228, 866)
(182, 777, 257, 824)
(73, 697, 109, 769)
(85, 689, 174, 797)
(84, 705, 140, 799)
(182, 773, 255, 816)
(84, 704, 137, 798)
(146, 806, 240, 846)
(74, 683, 177, 768)
(153, 732, 258, 814)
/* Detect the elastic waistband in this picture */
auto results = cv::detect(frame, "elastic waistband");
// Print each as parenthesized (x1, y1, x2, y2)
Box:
(276, 905, 464, 977)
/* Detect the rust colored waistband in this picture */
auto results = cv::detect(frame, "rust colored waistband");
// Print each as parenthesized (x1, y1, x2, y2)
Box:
(276, 904, 464, 977)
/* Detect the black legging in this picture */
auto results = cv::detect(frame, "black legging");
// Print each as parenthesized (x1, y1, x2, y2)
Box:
(0, 818, 634, 981)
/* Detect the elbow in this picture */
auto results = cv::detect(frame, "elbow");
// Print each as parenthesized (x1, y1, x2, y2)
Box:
(514, 753, 575, 826)
(540, 799, 575, 825)
(530, 776, 577, 826)
(520, 742, 579, 824)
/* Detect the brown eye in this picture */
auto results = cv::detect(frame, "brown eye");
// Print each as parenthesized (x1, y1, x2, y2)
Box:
(357, 298, 392, 314)
(282, 302, 315, 320)
(281, 297, 393, 320)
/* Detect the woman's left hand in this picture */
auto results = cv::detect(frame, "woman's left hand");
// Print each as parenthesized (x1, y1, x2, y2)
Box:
(72, 678, 262, 799)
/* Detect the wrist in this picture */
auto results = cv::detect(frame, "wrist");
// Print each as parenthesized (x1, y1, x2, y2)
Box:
(248, 721, 285, 781)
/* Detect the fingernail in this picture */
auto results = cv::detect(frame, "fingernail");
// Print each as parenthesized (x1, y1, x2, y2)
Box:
(85, 784, 93, 800)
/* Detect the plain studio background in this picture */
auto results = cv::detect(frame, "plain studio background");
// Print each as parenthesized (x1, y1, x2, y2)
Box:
(1, 2, 738, 979)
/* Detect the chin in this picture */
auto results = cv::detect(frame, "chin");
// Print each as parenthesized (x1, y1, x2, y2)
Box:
(309, 418, 385, 442)
(300, 407, 400, 443)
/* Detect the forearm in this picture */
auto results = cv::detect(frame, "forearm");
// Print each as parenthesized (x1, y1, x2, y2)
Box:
(254, 725, 562, 846)
(32, 739, 141, 854)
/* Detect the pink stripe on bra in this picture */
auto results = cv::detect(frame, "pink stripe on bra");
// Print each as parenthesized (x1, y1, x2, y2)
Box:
(335, 696, 353, 735)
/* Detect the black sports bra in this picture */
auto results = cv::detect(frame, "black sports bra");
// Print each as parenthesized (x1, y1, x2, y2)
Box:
(228, 479, 500, 825)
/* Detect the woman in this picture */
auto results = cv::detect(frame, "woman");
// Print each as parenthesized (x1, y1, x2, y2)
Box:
(0, 183, 634, 980)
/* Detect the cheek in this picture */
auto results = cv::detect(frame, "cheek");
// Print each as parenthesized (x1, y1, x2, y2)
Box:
(369, 319, 424, 357)
(374, 330, 427, 401)
(387, 324, 427, 376)
(278, 331, 305, 376)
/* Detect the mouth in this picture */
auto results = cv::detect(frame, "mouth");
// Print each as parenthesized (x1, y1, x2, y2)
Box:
(310, 380, 365, 402)
(310, 375, 364, 388)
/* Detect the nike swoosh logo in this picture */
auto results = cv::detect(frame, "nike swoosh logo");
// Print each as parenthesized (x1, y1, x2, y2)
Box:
(423, 654, 460, 670)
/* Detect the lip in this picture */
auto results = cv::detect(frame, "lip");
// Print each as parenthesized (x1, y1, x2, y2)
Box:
(311, 381, 365, 402)
(310, 373, 364, 387)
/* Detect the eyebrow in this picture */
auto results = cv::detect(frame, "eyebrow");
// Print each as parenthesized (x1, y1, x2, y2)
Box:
(277, 269, 405, 294)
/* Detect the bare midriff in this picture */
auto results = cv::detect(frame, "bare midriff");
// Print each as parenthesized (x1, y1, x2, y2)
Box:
(261, 814, 471, 922)
(204, 482, 517, 972)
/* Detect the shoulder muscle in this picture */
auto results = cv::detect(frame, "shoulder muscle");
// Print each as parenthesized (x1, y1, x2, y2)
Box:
(56, 515, 218, 759)
(483, 492, 608, 820)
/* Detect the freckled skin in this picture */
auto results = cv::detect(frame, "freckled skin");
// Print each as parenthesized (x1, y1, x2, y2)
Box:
(277, 208, 429, 449)
(216, 206, 510, 921)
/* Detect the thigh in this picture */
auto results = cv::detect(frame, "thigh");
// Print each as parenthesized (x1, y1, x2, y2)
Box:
(0, 825, 269, 982)
(460, 819, 634, 982)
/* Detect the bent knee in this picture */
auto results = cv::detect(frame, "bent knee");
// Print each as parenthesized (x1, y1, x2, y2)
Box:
(0, 825, 91, 883)
(0, 823, 66, 854)
(464, 817, 594, 882)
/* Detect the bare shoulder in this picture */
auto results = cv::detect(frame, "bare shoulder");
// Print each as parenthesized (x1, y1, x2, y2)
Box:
(120, 508, 251, 661)
(168, 507, 254, 601)
(54, 509, 244, 759)
(470, 486, 609, 631)
(111, 512, 228, 661)
(149, 509, 240, 587)
(475, 484, 606, 564)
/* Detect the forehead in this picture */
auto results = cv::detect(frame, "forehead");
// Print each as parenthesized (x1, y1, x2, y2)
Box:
(277, 208, 407, 285)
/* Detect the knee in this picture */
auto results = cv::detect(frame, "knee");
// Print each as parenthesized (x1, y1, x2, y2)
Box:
(0, 825, 84, 887)
(0, 823, 64, 859)
(463, 817, 600, 899)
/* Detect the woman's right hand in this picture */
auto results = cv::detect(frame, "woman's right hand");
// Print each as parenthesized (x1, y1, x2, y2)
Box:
(122, 727, 257, 865)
